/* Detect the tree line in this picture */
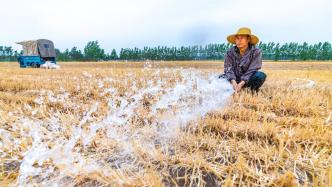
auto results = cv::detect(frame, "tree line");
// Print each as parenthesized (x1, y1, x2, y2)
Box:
(1, 41, 332, 62)
(0, 46, 21, 61)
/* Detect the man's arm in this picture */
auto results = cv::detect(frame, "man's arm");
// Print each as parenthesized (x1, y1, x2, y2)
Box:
(236, 80, 246, 92)
(224, 52, 236, 82)
(240, 49, 262, 83)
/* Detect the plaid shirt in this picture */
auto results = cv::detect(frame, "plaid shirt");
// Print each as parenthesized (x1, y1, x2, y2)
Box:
(224, 45, 262, 83)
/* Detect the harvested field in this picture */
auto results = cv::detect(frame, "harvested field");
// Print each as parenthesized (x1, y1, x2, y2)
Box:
(0, 61, 331, 186)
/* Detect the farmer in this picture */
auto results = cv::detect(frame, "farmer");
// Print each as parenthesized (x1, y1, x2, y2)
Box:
(220, 27, 266, 92)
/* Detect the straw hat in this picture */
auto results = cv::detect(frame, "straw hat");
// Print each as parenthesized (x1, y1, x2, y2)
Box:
(227, 27, 259, 45)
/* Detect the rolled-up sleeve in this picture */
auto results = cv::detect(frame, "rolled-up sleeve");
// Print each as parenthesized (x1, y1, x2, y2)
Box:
(224, 52, 236, 81)
(241, 49, 262, 83)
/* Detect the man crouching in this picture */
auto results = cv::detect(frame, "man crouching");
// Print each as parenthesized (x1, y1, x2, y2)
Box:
(220, 27, 267, 93)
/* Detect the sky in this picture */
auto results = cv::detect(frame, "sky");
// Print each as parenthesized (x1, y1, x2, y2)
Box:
(1, 0, 331, 52)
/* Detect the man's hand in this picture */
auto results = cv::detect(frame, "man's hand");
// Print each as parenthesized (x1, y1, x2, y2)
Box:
(236, 81, 246, 92)
(231, 80, 238, 91)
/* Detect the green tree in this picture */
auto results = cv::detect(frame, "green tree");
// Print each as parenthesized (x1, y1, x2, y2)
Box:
(84, 41, 106, 61)
(69, 47, 84, 61)
(274, 43, 280, 61)
(322, 42, 331, 60)
(109, 49, 119, 60)
(110, 49, 118, 60)
(300, 42, 309, 61)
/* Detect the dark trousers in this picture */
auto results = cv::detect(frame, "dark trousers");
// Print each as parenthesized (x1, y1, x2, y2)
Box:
(219, 71, 267, 92)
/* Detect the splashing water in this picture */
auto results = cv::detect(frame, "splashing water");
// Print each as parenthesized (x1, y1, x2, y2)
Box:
(14, 68, 234, 186)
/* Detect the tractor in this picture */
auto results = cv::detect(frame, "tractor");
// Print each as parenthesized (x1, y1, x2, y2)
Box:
(16, 39, 57, 68)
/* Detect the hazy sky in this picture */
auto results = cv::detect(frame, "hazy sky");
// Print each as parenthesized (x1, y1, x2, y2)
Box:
(1, 0, 331, 52)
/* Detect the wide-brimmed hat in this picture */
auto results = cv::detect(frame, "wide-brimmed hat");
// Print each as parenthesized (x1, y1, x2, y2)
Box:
(227, 27, 259, 45)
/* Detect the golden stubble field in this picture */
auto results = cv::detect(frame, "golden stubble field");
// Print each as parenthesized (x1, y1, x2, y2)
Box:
(0, 61, 331, 186)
